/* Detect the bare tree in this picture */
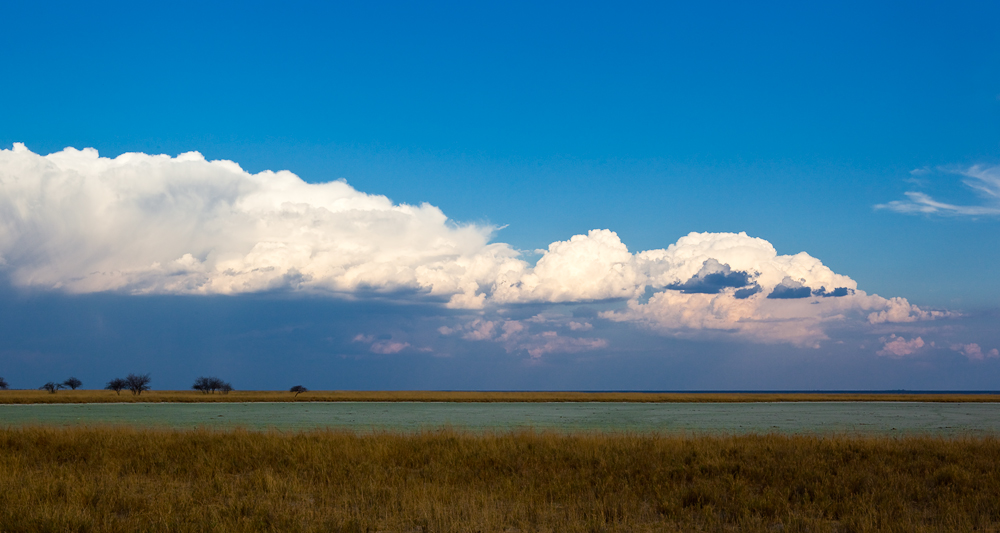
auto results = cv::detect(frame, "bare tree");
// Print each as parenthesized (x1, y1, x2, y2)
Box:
(63, 377, 82, 390)
(192, 376, 211, 393)
(105, 378, 127, 395)
(0, 377, 8, 390)
(41, 381, 63, 394)
(125, 373, 151, 396)
(289, 385, 308, 397)
(220, 382, 233, 394)
(192, 376, 230, 394)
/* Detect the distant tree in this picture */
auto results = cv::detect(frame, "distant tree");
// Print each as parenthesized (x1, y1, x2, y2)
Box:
(220, 382, 233, 394)
(289, 385, 308, 397)
(105, 378, 127, 395)
(192, 377, 211, 393)
(125, 373, 152, 396)
(63, 377, 82, 390)
(192, 376, 230, 394)
(0, 377, 8, 390)
(41, 381, 63, 394)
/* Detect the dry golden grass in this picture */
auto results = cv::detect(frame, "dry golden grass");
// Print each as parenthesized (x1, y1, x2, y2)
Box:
(1, 427, 999, 532)
(2, 389, 1000, 404)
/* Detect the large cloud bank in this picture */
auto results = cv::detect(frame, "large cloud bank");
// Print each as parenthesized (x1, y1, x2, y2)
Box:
(0, 144, 522, 304)
(0, 145, 945, 346)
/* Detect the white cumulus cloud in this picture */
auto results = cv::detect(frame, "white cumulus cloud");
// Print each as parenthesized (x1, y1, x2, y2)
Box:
(951, 343, 1000, 362)
(867, 296, 952, 324)
(0, 143, 521, 307)
(599, 232, 942, 346)
(0, 144, 950, 347)
(491, 229, 644, 303)
(877, 335, 925, 357)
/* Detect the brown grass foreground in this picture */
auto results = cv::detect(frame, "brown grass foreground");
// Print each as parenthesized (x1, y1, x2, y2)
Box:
(3, 389, 1000, 404)
(1, 427, 999, 532)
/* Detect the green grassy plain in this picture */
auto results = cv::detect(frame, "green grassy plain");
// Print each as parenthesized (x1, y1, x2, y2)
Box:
(2, 389, 1000, 403)
(1, 427, 999, 532)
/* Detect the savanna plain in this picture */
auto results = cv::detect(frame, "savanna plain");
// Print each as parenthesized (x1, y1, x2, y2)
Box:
(3, 389, 999, 403)
(3, 392, 1000, 532)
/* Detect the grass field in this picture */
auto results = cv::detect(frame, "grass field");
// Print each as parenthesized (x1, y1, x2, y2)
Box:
(2, 389, 1000, 404)
(1, 426, 999, 532)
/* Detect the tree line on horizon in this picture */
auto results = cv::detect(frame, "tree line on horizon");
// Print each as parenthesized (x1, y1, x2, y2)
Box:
(0, 374, 309, 396)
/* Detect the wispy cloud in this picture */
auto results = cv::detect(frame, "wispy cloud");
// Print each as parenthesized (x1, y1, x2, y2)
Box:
(876, 165, 1000, 216)
(352, 334, 416, 354)
(440, 315, 607, 359)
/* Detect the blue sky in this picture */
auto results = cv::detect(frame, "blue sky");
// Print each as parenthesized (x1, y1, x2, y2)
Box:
(1, 1, 998, 390)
